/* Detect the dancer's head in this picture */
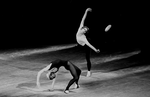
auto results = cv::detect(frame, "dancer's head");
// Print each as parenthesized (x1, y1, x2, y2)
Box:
(49, 72, 56, 80)
(46, 63, 57, 80)
(46, 70, 56, 80)
(81, 26, 89, 33)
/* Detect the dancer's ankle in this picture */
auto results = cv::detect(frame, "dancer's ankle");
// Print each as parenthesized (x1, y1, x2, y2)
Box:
(74, 84, 80, 89)
(86, 71, 91, 77)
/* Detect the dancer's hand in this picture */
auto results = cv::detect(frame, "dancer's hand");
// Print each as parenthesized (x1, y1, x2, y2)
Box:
(37, 82, 41, 88)
(50, 87, 54, 91)
(48, 89, 54, 91)
(86, 8, 92, 12)
(48, 86, 54, 91)
(96, 49, 100, 53)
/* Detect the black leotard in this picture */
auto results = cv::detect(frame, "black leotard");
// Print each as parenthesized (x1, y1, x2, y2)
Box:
(48, 59, 81, 91)
(48, 59, 70, 71)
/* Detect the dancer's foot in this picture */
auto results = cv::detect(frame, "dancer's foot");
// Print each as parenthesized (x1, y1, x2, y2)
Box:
(64, 90, 70, 94)
(86, 71, 91, 77)
(74, 84, 80, 89)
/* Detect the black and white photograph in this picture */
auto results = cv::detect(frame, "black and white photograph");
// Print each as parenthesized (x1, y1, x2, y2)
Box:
(0, 0, 150, 97)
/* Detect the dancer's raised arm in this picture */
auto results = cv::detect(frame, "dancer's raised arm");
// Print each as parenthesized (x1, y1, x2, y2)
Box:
(78, 8, 92, 30)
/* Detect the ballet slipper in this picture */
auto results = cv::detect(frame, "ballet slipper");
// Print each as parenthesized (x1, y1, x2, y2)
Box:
(64, 90, 70, 94)
(86, 71, 91, 77)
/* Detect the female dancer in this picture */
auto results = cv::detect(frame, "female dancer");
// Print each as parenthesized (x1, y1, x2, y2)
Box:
(76, 8, 100, 77)
(36, 59, 81, 94)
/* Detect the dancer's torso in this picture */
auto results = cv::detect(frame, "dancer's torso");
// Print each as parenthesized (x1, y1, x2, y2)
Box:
(76, 31, 86, 46)
(49, 59, 70, 70)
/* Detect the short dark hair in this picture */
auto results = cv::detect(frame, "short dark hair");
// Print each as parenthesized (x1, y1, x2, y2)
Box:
(49, 72, 56, 80)
(81, 26, 89, 30)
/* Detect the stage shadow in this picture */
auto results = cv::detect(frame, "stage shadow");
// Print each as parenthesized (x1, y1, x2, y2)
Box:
(17, 82, 36, 89)
(81, 53, 150, 72)
(16, 82, 76, 94)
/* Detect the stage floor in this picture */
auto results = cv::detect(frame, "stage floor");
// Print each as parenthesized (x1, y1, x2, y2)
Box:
(0, 45, 149, 97)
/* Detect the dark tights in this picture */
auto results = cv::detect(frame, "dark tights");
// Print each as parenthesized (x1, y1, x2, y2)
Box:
(65, 62, 81, 91)
(84, 45, 91, 71)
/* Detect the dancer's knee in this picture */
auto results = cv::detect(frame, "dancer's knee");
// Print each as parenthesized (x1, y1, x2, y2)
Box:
(79, 69, 81, 75)
(74, 76, 79, 81)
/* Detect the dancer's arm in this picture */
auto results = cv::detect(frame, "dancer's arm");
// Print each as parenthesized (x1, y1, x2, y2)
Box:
(78, 8, 92, 31)
(36, 64, 52, 88)
(51, 73, 57, 90)
(84, 38, 100, 53)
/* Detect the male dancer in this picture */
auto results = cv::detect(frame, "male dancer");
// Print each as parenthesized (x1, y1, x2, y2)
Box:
(36, 59, 81, 94)
(76, 8, 100, 77)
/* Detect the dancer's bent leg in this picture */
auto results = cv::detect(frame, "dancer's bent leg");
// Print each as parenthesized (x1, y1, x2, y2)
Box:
(64, 62, 80, 93)
(75, 68, 81, 88)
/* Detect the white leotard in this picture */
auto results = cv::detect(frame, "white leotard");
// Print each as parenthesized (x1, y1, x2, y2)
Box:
(76, 30, 87, 46)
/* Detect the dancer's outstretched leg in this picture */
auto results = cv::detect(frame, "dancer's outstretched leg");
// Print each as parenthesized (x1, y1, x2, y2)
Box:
(74, 67, 81, 89)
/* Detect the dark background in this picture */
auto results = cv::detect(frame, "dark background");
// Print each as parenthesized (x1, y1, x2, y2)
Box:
(1, 0, 149, 54)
